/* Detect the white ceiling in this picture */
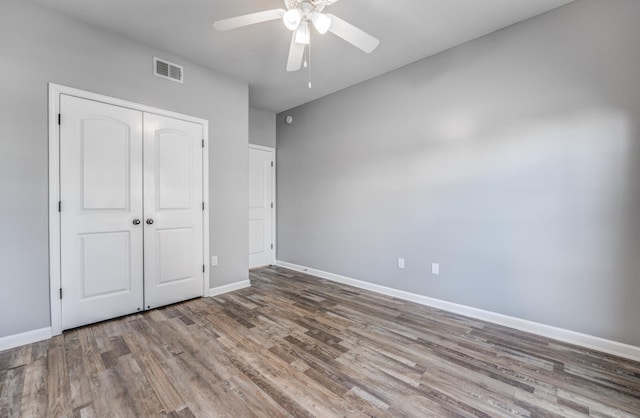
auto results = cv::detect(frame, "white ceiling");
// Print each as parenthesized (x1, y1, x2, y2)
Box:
(28, 0, 574, 112)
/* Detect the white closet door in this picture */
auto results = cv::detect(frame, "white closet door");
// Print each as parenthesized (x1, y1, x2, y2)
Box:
(143, 113, 204, 309)
(248, 146, 274, 268)
(60, 95, 144, 330)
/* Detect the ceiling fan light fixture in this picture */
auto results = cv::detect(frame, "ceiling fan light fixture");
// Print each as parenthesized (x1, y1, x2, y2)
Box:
(212, 0, 380, 74)
(295, 20, 311, 44)
(283, 8, 303, 30)
(310, 12, 331, 34)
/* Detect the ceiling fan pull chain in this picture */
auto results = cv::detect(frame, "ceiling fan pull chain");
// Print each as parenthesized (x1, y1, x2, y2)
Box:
(308, 39, 312, 88)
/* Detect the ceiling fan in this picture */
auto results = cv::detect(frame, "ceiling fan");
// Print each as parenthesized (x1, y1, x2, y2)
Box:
(213, 0, 379, 73)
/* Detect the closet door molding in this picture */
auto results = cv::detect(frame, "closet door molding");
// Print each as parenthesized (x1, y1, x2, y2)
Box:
(48, 83, 210, 336)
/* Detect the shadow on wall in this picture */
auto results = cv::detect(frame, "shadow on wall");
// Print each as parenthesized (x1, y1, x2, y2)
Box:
(379, 109, 635, 336)
(276, 0, 640, 346)
(287, 107, 639, 345)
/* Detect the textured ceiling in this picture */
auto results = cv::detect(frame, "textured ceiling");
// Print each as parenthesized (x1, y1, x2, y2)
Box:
(27, 0, 575, 112)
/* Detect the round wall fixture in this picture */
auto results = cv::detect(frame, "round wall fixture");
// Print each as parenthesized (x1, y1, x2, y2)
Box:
(285, 115, 294, 125)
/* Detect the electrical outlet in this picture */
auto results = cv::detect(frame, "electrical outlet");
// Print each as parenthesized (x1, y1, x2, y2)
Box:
(432, 263, 439, 275)
(398, 258, 405, 269)
(211, 256, 218, 266)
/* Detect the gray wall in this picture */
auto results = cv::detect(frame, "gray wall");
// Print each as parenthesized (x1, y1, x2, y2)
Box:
(277, 0, 640, 346)
(249, 107, 276, 148)
(0, 0, 248, 337)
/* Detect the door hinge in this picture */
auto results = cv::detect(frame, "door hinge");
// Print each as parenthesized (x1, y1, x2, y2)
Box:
(58, 114, 61, 125)
(203, 264, 205, 273)
(270, 202, 274, 209)
(59, 288, 63, 299)
(270, 243, 273, 250)
(58, 201, 61, 212)
(202, 139, 205, 148)
(271, 161, 274, 168)
(202, 202, 205, 210)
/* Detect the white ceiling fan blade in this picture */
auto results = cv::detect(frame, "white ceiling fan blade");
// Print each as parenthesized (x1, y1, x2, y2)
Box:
(287, 33, 306, 72)
(213, 9, 285, 31)
(325, 13, 379, 53)
(314, 0, 341, 5)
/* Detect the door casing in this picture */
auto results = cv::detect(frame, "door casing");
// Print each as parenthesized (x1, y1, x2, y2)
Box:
(48, 83, 210, 336)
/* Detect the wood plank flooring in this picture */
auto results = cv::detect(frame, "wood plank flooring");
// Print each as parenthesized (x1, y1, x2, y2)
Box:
(1, 266, 639, 417)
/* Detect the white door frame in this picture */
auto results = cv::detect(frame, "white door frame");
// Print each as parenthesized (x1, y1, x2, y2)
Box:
(248, 144, 276, 267)
(48, 83, 210, 335)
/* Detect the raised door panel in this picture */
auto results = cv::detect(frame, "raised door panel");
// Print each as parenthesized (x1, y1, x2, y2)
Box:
(249, 220, 265, 254)
(80, 231, 132, 298)
(81, 119, 131, 210)
(143, 113, 203, 308)
(60, 95, 144, 330)
(157, 228, 193, 284)
(156, 130, 193, 209)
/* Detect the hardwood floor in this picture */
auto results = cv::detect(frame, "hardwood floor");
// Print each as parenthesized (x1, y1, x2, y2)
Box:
(1, 266, 639, 417)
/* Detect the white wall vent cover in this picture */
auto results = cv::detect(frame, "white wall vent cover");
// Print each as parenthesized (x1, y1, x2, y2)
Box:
(153, 57, 184, 83)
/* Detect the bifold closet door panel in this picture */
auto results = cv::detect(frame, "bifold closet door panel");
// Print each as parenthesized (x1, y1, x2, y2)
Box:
(143, 113, 204, 309)
(60, 95, 145, 330)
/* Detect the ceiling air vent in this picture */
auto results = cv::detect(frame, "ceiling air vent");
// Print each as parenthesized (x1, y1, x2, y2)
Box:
(153, 57, 184, 83)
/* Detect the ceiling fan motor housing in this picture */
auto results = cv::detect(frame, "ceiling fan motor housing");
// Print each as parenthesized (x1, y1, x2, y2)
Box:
(285, 0, 326, 12)
(283, 1, 331, 35)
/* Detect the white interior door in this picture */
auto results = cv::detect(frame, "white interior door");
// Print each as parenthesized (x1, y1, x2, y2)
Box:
(143, 113, 204, 309)
(249, 146, 274, 268)
(60, 95, 144, 330)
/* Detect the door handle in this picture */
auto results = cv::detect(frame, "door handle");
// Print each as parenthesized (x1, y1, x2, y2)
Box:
(132, 219, 141, 225)
(146, 218, 154, 225)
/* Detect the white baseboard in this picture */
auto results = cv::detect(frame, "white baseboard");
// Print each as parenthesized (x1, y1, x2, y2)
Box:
(209, 280, 251, 297)
(275, 260, 640, 363)
(0, 327, 52, 352)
